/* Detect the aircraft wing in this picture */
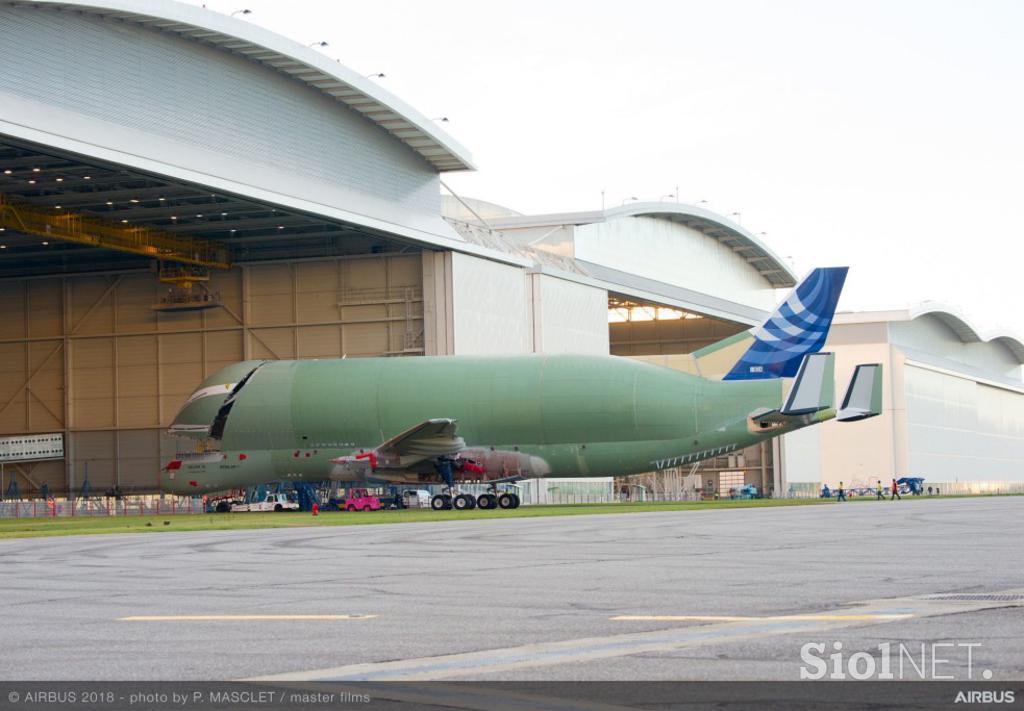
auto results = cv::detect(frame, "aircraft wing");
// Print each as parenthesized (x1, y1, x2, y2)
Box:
(331, 418, 465, 476)
(377, 418, 465, 459)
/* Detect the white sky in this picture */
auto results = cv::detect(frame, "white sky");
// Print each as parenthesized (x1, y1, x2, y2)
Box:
(195, 0, 1022, 334)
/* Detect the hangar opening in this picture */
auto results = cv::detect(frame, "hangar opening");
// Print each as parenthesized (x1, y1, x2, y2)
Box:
(607, 295, 779, 500)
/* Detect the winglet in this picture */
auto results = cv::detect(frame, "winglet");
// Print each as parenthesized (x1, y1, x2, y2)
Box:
(837, 364, 883, 422)
(723, 267, 848, 380)
(781, 352, 835, 416)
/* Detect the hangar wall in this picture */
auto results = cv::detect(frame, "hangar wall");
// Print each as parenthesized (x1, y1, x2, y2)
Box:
(0, 254, 423, 495)
(448, 253, 609, 356)
(783, 312, 1024, 491)
(574, 217, 778, 312)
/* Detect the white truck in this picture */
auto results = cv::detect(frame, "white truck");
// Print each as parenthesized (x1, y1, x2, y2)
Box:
(229, 493, 299, 513)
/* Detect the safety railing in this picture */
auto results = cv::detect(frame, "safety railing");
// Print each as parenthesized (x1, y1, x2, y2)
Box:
(0, 497, 205, 519)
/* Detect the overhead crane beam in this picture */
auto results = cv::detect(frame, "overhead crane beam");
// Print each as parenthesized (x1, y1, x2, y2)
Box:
(0, 195, 231, 269)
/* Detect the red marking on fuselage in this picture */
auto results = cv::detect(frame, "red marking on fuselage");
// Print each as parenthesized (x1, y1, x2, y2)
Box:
(355, 451, 378, 470)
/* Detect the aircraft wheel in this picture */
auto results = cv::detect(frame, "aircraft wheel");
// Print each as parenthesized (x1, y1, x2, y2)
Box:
(509, 493, 521, 509)
(453, 494, 473, 511)
(497, 493, 515, 509)
(477, 493, 496, 509)
(431, 494, 449, 511)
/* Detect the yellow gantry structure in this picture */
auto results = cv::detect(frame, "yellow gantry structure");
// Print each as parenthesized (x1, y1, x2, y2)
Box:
(0, 195, 231, 269)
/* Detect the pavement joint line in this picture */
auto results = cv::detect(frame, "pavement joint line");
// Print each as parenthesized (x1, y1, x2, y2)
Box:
(247, 595, 1024, 682)
(610, 614, 914, 621)
(119, 614, 378, 621)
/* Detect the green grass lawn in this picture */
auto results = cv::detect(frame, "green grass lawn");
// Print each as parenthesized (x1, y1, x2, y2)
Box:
(0, 498, 832, 539)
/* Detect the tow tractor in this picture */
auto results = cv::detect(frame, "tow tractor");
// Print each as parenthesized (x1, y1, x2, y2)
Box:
(230, 492, 299, 512)
(334, 487, 382, 512)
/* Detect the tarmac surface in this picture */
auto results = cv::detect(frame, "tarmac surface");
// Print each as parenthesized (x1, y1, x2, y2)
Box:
(2, 496, 1023, 682)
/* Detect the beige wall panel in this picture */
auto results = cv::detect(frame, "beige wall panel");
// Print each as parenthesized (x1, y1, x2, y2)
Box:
(71, 338, 114, 429)
(0, 342, 26, 432)
(296, 265, 341, 322)
(118, 397, 159, 427)
(160, 361, 204, 397)
(387, 255, 422, 286)
(27, 340, 64, 430)
(249, 264, 294, 325)
(342, 322, 388, 356)
(27, 279, 62, 338)
(205, 330, 244, 373)
(249, 327, 295, 360)
(70, 430, 116, 490)
(117, 429, 161, 490)
(156, 306, 204, 333)
(297, 325, 341, 358)
(204, 269, 243, 329)
(117, 335, 158, 367)
(340, 304, 388, 322)
(341, 258, 387, 289)
(69, 276, 116, 335)
(159, 332, 203, 366)
(115, 273, 158, 333)
(6, 460, 65, 495)
(0, 282, 27, 339)
(116, 340, 158, 426)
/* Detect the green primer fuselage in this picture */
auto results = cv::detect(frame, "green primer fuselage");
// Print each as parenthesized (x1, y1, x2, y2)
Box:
(162, 354, 824, 495)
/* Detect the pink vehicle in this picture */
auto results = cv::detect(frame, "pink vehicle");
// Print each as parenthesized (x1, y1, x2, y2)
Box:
(342, 488, 381, 512)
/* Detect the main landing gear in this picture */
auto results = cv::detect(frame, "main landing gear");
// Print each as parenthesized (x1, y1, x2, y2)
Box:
(430, 458, 521, 511)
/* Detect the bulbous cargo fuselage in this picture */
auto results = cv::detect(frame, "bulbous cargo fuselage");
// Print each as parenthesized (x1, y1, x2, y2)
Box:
(162, 354, 798, 495)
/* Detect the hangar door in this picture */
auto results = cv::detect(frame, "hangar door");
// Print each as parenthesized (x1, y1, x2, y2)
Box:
(0, 254, 423, 496)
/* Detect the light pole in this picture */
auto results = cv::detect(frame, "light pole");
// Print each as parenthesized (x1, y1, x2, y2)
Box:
(230, 9, 251, 16)
(729, 211, 742, 225)
(366, 73, 386, 79)
(307, 41, 329, 48)
(621, 196, 638, 206)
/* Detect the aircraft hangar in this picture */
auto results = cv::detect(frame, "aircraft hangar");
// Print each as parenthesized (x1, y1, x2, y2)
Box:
(3, 0, 1016, 503)
(0, 0, 803, 500)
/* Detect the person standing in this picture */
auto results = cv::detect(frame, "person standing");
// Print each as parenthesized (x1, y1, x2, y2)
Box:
(876, 483, 885, 500)
(837, 481, 847, 502)
(891, 478, 902, 500)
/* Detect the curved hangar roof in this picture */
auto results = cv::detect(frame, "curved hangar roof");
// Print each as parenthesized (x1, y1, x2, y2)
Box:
(484, 202, 798, 288)
(836, 304, 1024, 365)
(4, 0, 474, 173)
(908, 303, 1024, 364)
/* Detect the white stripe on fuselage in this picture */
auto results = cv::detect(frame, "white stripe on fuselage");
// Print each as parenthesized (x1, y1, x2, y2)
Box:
(184, 382, 237, 406)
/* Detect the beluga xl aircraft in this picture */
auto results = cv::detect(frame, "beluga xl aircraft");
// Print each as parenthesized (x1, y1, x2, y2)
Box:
(162, 267, 882, 510)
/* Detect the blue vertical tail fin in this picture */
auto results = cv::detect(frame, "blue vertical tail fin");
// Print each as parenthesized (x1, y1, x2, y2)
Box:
(723, 267, 848, 381)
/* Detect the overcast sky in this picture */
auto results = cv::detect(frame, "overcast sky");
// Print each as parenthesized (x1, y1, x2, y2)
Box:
(195, 0, 1022, 334)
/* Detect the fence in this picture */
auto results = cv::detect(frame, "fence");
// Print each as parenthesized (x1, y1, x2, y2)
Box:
(785, 480, 1024, 499)
(0, 496, 205, 519)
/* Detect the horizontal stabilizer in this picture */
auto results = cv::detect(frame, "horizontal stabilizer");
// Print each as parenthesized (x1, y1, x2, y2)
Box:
(837, 364, 883, 422)
(781, 352, 835, 416)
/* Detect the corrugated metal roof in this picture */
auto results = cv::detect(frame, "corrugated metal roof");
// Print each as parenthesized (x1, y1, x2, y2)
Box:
(2, 0, 475, 172)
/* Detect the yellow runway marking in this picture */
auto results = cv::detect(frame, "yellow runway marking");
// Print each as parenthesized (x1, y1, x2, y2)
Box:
(120, 614, 377, 621)
(610, 614, 913, 622)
